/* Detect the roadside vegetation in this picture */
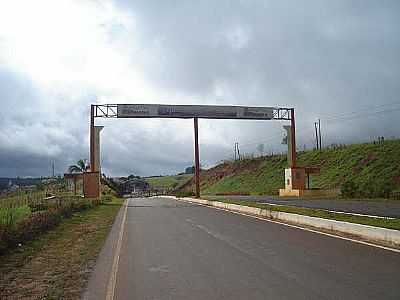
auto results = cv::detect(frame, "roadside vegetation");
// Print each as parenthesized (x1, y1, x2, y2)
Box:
(0, 179, 100, 254)
(178, 139, 400, 199)
(203, 198, 400, 231)
(0, 175, 123, 299)
(0, 196, 123, 299)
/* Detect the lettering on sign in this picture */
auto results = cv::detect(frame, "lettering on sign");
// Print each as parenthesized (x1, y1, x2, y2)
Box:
(117, 104, 275, 120)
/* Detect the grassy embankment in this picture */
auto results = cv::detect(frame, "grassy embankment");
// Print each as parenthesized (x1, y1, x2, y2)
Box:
(145, 174, 193, 190)
(179, 139, 400, 198)
(0, 191, 102, 254)
(0, 196, 123, 299)
(200, 198, 400, 231)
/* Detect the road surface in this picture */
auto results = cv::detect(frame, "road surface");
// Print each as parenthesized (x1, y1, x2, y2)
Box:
(205, 195, 400, 218)
(84, 197, 400, 300)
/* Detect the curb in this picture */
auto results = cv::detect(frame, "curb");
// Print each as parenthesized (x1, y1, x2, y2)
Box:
(174, 196, 400, 248)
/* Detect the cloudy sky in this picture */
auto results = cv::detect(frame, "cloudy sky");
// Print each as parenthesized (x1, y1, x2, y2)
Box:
(0, 0, 399, 177)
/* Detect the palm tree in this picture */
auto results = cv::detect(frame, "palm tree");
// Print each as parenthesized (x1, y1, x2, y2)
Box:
(68, 159, 89, 173)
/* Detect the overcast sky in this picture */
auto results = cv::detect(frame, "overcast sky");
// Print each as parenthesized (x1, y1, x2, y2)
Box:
(0, 0, 399, 177)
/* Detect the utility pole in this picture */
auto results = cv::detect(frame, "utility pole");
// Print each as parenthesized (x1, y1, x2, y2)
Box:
(234, 143, 237, 161)
(314, 122, 319, 150)
(52, 161, 55, 178)
(318, 118, 322, 151)
(236, 143, 241, 160)
(290, 108, 297, 168)
(90, 104, 96, 172)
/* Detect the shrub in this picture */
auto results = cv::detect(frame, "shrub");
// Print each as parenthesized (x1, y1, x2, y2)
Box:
(342, 178, 394, 199)
(341, 179, 358, 198)
(0, 197, 101, 254)
(101, 195, 113, 203)
(175, 191, 195, 198)
(359, 179, 393, 198)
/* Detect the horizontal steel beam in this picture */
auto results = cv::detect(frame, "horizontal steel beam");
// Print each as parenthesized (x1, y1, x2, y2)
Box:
(92, 104, 293, 120)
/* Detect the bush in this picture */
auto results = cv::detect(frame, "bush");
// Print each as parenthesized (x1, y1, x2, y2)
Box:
(101, 195, 113, 202)
(341, 179, 357, 198)
(0, 197, 101, 254)
(342, 178, 394, 199)
(359, 179, 393, 199)
(0, 209, 62, 253)
(175, 191, 195, 198)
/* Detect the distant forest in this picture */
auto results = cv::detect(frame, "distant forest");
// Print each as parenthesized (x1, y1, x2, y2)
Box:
(0, 178, 43, 190)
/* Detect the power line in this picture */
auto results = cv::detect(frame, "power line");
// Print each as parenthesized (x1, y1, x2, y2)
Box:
(223, 103, 400, 160)
(236, 133, 284, 147)
(319, 100, 400, 120)
(325, 107, 400, 124)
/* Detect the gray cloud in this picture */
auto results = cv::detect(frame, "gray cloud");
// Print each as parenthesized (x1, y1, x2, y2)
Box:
(117, 0, 400, 146)
(1, 0, 400, 177)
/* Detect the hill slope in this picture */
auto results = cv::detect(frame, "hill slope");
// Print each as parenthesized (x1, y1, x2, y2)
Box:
(178, 139, 400, 198)
(145, 174, 192, 190)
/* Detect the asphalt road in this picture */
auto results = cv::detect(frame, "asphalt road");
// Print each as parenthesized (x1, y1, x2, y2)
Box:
(84, 197, 400, 300)
(205, 195, 400, 218)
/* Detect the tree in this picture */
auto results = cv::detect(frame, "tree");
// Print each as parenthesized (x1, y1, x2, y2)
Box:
(68, 159, 89, 173)
(185, 166, 195, 174)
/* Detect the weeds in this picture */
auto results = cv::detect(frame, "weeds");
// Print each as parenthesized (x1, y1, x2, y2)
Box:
(0, 195, 100, 254)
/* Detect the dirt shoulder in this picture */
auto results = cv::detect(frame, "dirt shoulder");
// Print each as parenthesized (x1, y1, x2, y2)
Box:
(0, 198, 123, 300)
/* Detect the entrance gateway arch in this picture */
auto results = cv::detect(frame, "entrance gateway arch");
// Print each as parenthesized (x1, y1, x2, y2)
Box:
(87, 104, 297, 198)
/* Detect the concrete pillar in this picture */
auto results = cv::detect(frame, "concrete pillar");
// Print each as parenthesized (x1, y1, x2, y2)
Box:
(94, 126, 104, 174)
(283, 125, 293, 167)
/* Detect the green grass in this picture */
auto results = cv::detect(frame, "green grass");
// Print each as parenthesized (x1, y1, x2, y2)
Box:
(204, 156, 286, 196)
(0, 191, 46, 208)
(145, 174, 193, 189)
(0, 197, 123, 299)
(0, 205, 31, 226)
(182, 139, 400, 198)
(210, 198, 400, 231)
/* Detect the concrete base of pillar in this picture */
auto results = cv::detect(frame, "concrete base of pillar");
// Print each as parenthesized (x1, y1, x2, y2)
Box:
(83, 172, 100, 198)
(279, 188, 340, 198)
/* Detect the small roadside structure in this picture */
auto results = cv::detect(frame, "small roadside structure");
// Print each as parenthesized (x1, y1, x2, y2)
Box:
(120, 178, 150, 195)
(64, 172, 83, 195)
(279, 166, 338, 197)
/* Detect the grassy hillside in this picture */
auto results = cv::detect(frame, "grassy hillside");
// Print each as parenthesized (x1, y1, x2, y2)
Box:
(179, 139, 400, 198)
(145, 174, 193, 190)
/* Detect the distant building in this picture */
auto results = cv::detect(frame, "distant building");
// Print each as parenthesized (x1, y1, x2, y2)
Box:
(120, 178, 150, 195)
(9, 183, 19, 192)
(41, 178, 57, 184)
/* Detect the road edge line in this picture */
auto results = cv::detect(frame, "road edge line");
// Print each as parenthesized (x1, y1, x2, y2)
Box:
(174, 197, 400, 254)
(105, 199, 128, 300)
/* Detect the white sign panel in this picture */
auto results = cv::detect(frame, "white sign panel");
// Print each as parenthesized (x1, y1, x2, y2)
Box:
(117, 104, 275, 120)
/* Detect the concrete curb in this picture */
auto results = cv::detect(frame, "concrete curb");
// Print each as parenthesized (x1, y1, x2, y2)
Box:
(174, 196, 400, 247)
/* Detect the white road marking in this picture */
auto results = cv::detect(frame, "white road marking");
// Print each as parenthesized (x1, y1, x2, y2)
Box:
(149, 265, 169, 273)
(180, 198, 400, 254)
(106, 199, 128, 300)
